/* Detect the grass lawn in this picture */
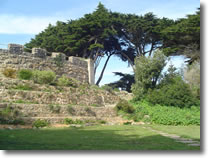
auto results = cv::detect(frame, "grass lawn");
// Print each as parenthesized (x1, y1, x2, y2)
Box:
(147, 125, 200, 141)
(0, 125, 200, 150)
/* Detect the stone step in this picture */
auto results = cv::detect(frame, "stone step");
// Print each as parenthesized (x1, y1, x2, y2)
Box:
(21, 116, 124, 124)
(0, 103, 118, 118)
(0, 88, 119, 106)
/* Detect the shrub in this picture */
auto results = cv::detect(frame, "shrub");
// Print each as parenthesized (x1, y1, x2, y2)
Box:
(64, 118, 83, 125)
(0, 106, 24, 125)
(32, 70, 56, 84)
(98, 120, 106, 124)
(101, 85, 114, 93)
(18, 69, 33, 80)
(115, 99, 135, 113)
(64, 118, 74, 124)
(146, 76, 200, 108)
(123, 121, 132, 125)
(57, 76, 77, 87)
(131, 100, 200, 125)
(32, 119, 49, 128)
(2, 68, 16, 78)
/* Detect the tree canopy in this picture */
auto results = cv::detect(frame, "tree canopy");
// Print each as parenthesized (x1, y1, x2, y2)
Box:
(161, 9, 200, 64)
(25, 3, 200, 85)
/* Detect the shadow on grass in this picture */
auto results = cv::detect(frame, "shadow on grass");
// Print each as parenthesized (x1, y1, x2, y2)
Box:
(0, 125, 201, 152)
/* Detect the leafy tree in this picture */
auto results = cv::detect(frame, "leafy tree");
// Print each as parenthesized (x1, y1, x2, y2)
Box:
(24, 3, 199, 87)
(132, 50, 167, 100)
(121, 13, 174, 57)
(184, 60, 200, 98)
(161, 9, 200, 64)
(107, 72, 135, 92)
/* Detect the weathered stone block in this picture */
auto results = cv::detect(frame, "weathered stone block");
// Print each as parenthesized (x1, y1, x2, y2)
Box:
(32, 48, 47, 58)
(51, 52, 66, 61)
(68, 56, 88, 67)
(8, 44, 24, 54)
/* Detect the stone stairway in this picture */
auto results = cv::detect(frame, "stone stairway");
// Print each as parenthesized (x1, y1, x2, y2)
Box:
(0, 76, 125, 125)
(0, 102, 124, 124)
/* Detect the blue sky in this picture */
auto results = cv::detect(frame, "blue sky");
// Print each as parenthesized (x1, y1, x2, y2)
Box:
(0, 0, 200, 85)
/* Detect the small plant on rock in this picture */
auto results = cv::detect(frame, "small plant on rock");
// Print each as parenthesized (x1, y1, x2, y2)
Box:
(18, 69, 33, 80)
(32, 70, 56, 84)
(49, 104, 61, 113)
(2, 68, 16, 78)
(13, 84, 33, 91)
(32, 119, 49, 128)
(115, 99, 135, 114)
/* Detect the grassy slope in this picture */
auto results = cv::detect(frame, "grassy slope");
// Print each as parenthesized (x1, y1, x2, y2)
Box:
(0, 125, 199, 150)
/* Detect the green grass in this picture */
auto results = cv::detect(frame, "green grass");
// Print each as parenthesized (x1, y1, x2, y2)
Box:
(147, 125, 200, 141)
(0, 125, 200, 150)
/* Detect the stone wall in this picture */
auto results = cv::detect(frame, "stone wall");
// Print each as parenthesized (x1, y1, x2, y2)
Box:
(0, 44, 91, 83)
(0, 103, 119, 124)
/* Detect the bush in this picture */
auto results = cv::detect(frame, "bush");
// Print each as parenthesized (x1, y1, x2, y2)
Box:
(101, 85, 114, 93)
(32, 119, 49, 128)
(2, 68, 16, 78)
(17, 69, 33, 80)
(32, 70, 56, 84)
(146, 77, 200, 108)
(98, 120, 106, 124)
(0, 106, 25, 125)
(64, 118, 83, 125)
(64, 118, 74, 124)
(57, 76, 77, 87)
(115, 99, 135, 113)
(13, 84, 33, 91)
(131, 100, 200, 125)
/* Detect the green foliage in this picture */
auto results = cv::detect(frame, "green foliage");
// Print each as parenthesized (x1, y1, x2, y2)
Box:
(146, 76, 200, 108)
(132, 50, 167, 100)
(115, 99, 135, 114)
(64, 118, 74, 124)
(32, 119, 49, 128)
(161, 9, 200, 63)
(54, 54, 64, 67)
(123, 121, 132, 125)
(2, 68, 16, 78)
(24, 3, 199, 86)
(0, 105, 24, 125)
(32, 70, 56, 84)
(12, 84, 33, 91)
(57, 75, 77, 87)
(67, 105, 75, 114)
(100, 85, 114, 93)
(184, 61, 200, 99)
(49, 104, 61, 113)
(64, 118, 83, 125)
(90, 104, 99, 107)
(17, 69, 33, 80)
(107, 72, 135, 92)
(97, 120, 106, 124)
(131, 100, 200, 126)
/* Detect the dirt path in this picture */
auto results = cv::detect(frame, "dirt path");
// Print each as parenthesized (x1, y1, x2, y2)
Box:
(142, 126, 200, 147)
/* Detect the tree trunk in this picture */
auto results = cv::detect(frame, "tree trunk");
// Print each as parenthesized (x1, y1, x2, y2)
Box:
(96, 55, 112, 86)
(120, 52, 136, 73)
